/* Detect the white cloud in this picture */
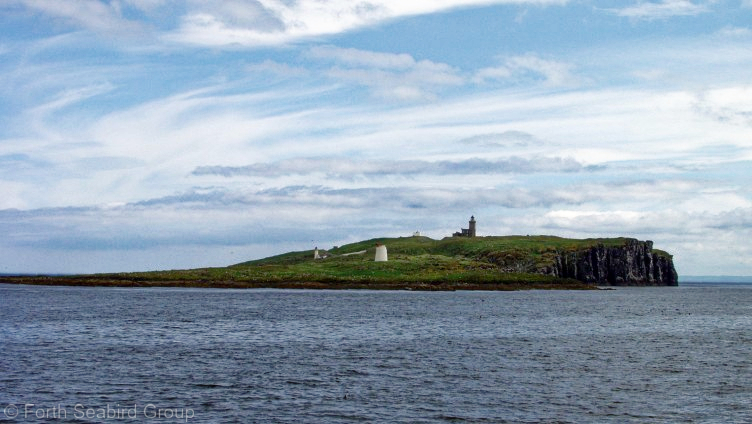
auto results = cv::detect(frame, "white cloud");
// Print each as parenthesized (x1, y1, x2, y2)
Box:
(606, 0, 710, 20)
(246, 60, 310, 77)
(308, 45, 418, 70)
(192, 156, 589, 178)
(473, 66, 513, 83)
(122, 0, 170, 12)
(28, 83, 116, 118)
(164, 0, 570, 47)
(164, 13, 283, 47)
(14, 0, 567, 48)
(12, 0, 147, 34)
(474, 54, 577, 86)
(544, 209, 662, 231)
(631, 68, 670, 81)
(459, 131, 544, 148)
(0, 180, 29, 209)
(693, 86, 752, 127)
(716, 25, 752, 37)
(6, 69, 750, 210)
(506, 54, 577, 86)
(306, 46, 464, 100)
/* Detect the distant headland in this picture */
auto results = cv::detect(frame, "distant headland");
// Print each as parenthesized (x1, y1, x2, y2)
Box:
(0, 216, 678, 290)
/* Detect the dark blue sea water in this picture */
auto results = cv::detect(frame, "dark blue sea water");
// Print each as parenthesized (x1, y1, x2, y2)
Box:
(1, 283, 751, 423)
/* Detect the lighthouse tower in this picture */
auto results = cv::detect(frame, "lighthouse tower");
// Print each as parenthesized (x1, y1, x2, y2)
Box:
(453, 216, 477, 237)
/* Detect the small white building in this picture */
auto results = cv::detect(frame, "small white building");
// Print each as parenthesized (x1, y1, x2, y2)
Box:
(374, 243, 388, 262)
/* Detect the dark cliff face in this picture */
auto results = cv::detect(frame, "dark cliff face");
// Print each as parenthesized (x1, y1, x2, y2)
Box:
(546, 239, 678, 286)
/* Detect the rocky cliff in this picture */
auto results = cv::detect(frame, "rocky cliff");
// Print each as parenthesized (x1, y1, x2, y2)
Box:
(544, 238, 678, 286)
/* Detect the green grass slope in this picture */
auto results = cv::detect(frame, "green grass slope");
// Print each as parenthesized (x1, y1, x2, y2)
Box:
(237, 235, 633, 270)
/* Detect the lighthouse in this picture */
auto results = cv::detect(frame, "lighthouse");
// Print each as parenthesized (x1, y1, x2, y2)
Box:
(453, 216, 477, 237)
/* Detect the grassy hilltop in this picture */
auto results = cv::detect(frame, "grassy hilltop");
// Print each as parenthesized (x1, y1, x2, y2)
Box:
(1, 235, 671, 290)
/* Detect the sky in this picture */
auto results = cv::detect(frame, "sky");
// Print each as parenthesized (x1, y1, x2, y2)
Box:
(1, 0, 751, 276)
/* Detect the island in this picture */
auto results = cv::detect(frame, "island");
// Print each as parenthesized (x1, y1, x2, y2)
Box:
(0, 235, 678, 291)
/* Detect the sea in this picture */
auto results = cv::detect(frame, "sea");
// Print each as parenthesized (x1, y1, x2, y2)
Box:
(1, 283, 750, 423)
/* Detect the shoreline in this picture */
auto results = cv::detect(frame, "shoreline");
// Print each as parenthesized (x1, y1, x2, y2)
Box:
(0, 276, 597, 291)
